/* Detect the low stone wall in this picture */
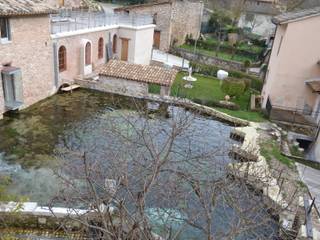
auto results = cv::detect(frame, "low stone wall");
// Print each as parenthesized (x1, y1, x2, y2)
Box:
(0, 202, 87, 237)
(143, 94, 249, 126)
(75, 77, 250, 126)
(76, 76, 149, 98)
(171, 48, 244, 71)
(226, 124, 306, 238)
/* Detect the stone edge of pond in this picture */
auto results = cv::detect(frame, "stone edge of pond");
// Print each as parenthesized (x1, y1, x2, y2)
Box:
(144, 94, 250, 127)
(226, 123, 303, 238)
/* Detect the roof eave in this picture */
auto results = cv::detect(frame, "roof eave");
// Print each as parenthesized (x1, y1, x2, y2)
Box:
(272, 12, 320, 25)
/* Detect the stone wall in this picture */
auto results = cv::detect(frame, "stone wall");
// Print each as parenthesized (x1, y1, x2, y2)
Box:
(172, 48, 244, 71)
(44, 0, 84, 8)
(76, 76, 149, 97)
(245, 0, 280, 15)
(118, 3, 172, 51)
(170, 0, 203, 47)
(0, 15, 55, 115)
(116, 0, 203, 52)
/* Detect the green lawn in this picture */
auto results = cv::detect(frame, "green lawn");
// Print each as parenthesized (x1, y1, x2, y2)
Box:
(180, 44, 254, 63)
(170, 72, 266, 122)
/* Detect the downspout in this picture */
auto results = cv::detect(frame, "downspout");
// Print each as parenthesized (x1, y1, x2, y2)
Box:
(53, 41, 59, 90)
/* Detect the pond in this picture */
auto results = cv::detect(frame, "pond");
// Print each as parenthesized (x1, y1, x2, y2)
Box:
(0, 89, 278, 239)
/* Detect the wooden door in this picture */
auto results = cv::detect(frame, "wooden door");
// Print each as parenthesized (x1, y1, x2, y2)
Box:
(59, 0, 65, 6)
(153, 30, 161, 49)
(121, 38, 129, 61)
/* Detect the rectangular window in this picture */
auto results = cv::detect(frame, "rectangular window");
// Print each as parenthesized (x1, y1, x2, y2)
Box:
(1, 67, 23, 110)
(0, 18, 10, 41)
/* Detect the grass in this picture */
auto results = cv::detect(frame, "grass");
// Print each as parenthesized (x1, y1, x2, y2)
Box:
(260, 140, 295, 168)
(215, 108, 265, 122)
(180, 44, 255, 63)
(170, 72, 266, 122)
(290, 145, 304, 158)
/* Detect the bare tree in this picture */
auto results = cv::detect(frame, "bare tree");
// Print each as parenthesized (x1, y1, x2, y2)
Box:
(48, 100, 301, 240)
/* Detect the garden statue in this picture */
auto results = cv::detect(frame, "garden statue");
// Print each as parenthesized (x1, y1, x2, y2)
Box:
(188, 66, 193, 77)
(183, 66, 197, 88)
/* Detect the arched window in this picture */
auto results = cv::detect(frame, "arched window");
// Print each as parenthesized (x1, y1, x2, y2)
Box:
(85, 42, 91, 66)
(98, 37, 104, 59)
(112, 34, 117, 54)
(58, 46, 66, 72)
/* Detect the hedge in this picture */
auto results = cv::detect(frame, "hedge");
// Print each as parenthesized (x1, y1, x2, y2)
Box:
(190, 62, 264, 92)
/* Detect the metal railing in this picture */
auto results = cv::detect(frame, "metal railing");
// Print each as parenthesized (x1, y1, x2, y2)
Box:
(50, 10, 153, 34)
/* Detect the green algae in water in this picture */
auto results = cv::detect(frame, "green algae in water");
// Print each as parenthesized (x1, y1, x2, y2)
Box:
(0, 89, 147, 169)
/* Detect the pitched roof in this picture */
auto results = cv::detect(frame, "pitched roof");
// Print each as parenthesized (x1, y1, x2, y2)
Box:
(0, 0, 57, 17)
(272, 7, 320, 25)
(114, 1, 171, 12)
(99, 60, 178, 87)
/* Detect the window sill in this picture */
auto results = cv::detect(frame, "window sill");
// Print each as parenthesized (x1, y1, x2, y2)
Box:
(0, 39, 12, 45)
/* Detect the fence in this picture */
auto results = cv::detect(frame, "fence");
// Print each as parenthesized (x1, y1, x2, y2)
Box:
(51, 10, 153, 34)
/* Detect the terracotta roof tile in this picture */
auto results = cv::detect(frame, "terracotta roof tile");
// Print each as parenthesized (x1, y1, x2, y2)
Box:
(99, 60, 177, 87)
(0, 0, 57, 17)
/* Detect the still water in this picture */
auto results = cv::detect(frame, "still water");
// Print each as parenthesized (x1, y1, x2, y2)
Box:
(0, 89, 277, 239)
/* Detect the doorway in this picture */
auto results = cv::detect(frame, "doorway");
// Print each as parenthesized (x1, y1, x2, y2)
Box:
(59, 0, 65, 6)
(121, 38, 129, 61)
(153, 30, 161, 49)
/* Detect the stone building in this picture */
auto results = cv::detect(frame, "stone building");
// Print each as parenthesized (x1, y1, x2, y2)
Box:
(45, 0, 101, 10)
(114, 0, 204, 51)
(78, 59, 177, 97)
(0, 0, 57, 117)
(0, 0, 155, 119)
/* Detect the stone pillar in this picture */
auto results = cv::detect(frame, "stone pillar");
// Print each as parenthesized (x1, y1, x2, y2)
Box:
(160, 86, 170, 96)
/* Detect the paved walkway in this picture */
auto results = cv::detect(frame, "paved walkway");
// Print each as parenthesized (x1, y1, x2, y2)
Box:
(296, 163, 320, 213)
(152, 49, 189, 69)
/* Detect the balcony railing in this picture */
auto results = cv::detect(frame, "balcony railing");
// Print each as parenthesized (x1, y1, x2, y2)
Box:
(51, 10, 153, 34)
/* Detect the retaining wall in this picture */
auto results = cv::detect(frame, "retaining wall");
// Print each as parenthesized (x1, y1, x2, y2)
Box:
(171, 48, 244, 71)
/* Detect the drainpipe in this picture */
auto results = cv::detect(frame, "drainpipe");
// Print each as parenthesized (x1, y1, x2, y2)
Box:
(53, 42, 59, 90)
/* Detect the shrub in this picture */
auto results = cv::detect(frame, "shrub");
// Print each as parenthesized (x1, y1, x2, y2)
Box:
(221, 79, 246, 97)
(243, 60, 251, 69)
